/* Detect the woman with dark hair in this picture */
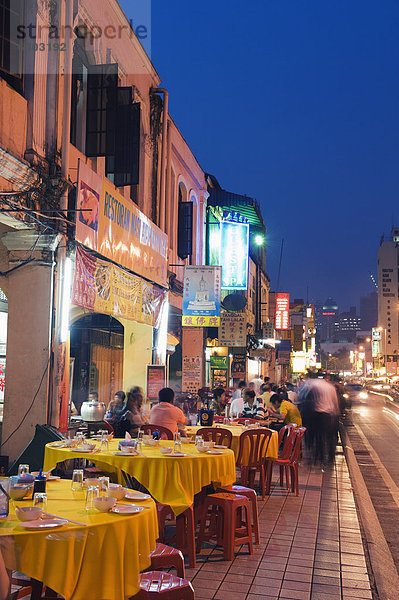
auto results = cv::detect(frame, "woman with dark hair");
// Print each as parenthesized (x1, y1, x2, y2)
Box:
(241, 388, 266, 420)
(114, 387, 146, 437)
(210, 387, 226, 416)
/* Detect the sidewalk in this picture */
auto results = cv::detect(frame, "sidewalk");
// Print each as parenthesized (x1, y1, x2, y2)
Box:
(187, 447, 374, 600)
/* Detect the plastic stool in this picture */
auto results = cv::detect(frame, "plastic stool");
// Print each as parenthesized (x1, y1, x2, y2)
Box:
(149, 543, 185, 578)
(196, 493, 253, 560)
(135, 571, 194, 599)
(219, 484, 260, 544)
(156, 504, 196, 568)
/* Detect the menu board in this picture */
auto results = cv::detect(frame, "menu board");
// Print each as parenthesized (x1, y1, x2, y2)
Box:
(182, 356, 203, 394)
(218, 313, 246, 347)
(210, 355, 229, 388)
(146, 365, 166, 401)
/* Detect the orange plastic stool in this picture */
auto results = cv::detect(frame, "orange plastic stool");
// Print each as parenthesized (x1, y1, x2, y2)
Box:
(149, 543, 185, 578)
(156, 504, 196, 568)
(219, 484, 260, 544)
(135, 571, 194, 599)
(196, 493, 253, 561)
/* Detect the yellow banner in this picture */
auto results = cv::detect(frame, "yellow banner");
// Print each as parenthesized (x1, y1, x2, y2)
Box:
(182, 315, 221, 327)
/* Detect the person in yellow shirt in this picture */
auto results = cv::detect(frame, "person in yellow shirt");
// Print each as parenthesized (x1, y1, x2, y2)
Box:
(268, 393, 302, 426)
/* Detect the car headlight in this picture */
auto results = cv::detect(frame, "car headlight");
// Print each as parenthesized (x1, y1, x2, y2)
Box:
(343, 394, 349, 399)
(359, 392, 368, 399)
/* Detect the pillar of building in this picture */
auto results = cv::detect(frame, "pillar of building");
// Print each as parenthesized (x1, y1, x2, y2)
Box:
(1, 230, 60, 462)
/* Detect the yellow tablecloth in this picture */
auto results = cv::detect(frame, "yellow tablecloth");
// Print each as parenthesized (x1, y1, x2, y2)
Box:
(44, 440, 236, 516)
(0, 479, 157, 600)
(186, 425, 279, 461)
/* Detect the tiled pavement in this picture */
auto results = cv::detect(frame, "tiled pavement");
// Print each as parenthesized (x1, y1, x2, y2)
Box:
(186, 450, 374, 600)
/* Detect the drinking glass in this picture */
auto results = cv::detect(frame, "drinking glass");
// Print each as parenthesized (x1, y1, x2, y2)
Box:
(0, 478, 10, 518)
(98, 477, 109, 493)
(223, 417, 229, 425)
(33, 492, 48, 512)
(100, 431, 109, 452)
(244, 420, 250, 427)
(173, 432, 182, 453)
(18, 464, 29, 477)
(85, 486, 99, 511)
(71, 469, 84, 491)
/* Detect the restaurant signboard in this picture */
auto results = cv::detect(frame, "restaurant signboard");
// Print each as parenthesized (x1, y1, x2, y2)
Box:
(76, 160, 168, 287)
(275, 293, 290, 330)
(210, 355, 229, 388)
(218, 313, 246, 347)
(146, 365, 166, 401)
(182, 356, 203, 394)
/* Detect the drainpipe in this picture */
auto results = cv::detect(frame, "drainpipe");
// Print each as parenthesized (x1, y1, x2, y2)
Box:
(48, 0, 74, 428)
(150, 88, 168, 231)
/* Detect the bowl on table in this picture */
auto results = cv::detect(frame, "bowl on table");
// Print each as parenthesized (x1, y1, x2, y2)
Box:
(107, 484, 126, 500)
(10, 484, 33, 500)
(196, 445, 208, 454)
(143, 438, 159, 447)
(159, 447, 173, 455)
(82, 442, 96, 451)
(15, 506, 43, 522)
(93, 496, 117, 512)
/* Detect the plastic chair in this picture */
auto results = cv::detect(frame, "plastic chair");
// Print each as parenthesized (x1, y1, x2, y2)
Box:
(196, 493, 253, 560)
(218, 484, 260, 544)
(149, 543, 185, 578)
(266, 428, 306, 496)
(87, 421, 114, 437)
(141, 424, 174, 440)
(156, 504, 196, 568)
(197, 427, 233, 448)
(278, 423, 297, 447)
(265, 424, 297, 494)
(236, 429, 273, 500)
(135, 571, 194, 599)
(233, 418, 258, 425)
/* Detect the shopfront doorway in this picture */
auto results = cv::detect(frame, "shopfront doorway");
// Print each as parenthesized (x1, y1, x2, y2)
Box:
(70, 314, 124, 413)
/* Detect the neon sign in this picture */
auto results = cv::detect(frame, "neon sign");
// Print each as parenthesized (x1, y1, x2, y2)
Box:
(219, 221, 249, 290)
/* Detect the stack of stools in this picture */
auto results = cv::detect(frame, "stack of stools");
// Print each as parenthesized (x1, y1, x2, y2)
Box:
(149, 543, 185, 578)
(196, 492, 253, 560)
(135, 571, 194, 599)
(218, 484, 260, 544)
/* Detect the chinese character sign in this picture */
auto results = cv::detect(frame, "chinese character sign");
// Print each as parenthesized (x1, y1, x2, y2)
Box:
(182, 356, 203, 393)
(183, 266, 221, 327)
(220, 221, 249, 290)
(219, 313, 246, 347)
(275, 293, 290, 330)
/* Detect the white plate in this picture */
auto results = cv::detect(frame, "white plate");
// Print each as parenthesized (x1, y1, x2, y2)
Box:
(111, 504, 144, 514)
(70, 448, 94, 453)
(124, 492, 151, 501)
(49, 442, 66, 447)
(207, 449, 224, 454)
(48, 476, 61, 481)
(214, 445, 227, 449)
(19, 518, 68, 529)
(164, 452, 186, 457)
(114, 451, 138, 456)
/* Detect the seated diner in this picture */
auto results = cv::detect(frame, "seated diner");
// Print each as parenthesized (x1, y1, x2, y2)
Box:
(149, 387, 189, 434)
(241, 388, 266, 420)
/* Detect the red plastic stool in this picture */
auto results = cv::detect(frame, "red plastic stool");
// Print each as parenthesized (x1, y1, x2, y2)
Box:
(218, 484, 260, 544)
(156, 504, 196, 568)
(196, 493, 253, 561)
(149, 543, 185, 578)
(135, 571, 194, 599)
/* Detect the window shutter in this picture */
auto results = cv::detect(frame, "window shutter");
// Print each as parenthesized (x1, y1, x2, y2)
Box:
(177, 202, 193, 260)
(86, 63, 118, 157)
(106, 88, 140, 187)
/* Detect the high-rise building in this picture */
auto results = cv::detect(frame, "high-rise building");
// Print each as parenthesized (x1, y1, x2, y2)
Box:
(334, 307, 361, 342)
(377, 228, 399, 365)
(320, 298, 339, 342)
(360, 292, 378, 331)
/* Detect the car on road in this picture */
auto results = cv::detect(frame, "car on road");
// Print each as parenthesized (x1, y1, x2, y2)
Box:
(343, 383, 368, 407)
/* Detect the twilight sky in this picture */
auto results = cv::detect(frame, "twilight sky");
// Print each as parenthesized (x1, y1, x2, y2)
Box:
(120, 0, 399, 312)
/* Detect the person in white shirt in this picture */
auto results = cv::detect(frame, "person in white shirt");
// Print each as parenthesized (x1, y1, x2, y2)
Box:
(229, 380, 246, 417)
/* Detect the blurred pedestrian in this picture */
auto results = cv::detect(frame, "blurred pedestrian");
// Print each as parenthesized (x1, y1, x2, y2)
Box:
(299, 376, 339, 467)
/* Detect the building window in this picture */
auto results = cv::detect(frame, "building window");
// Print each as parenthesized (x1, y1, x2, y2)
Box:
(177, 183, 193, 261)
(0, 0, 24, 95)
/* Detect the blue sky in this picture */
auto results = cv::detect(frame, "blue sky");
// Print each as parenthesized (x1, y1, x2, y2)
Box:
(120, 0, 399, 311)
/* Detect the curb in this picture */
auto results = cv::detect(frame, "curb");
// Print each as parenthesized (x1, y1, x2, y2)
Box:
(340, 425, 399, 600)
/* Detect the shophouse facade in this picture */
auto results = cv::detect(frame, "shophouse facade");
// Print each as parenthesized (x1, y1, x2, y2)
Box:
(0, 0, 208, 460)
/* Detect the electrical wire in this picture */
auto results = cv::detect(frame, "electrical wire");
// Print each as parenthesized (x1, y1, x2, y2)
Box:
(1, 356, 50, 449)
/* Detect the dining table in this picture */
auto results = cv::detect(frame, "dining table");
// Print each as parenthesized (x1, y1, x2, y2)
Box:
(43, 439, 237, 516)
(185, 424, 279, 461)
(0, 478, 158, 600)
